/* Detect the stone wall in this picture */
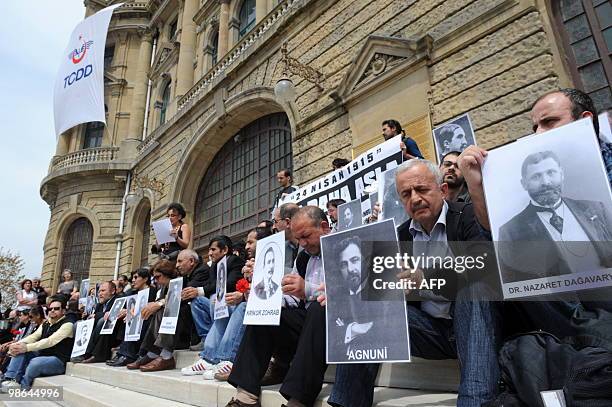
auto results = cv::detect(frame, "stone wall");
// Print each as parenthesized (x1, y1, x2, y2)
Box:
(41, 175, 124, 289)
(42, 0, 574, 281)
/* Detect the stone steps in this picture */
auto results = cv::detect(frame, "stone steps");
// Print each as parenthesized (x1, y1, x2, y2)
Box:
(21, 349, 459, 406)
(37, 351, 458, 407)
(53, 362, 456, 406)
(33, 374, 193, 407)
(1, 401, 62, 407)
(173, 350, 460, 392)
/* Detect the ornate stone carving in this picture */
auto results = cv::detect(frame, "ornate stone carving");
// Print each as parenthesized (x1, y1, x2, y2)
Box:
(279, 42, 325, 90)
(358, 53, 404, 86)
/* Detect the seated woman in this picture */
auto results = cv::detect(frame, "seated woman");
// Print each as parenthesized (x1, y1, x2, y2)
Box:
(151, 203, 192, 260)
(16, 280, 37, 314)
(56, 269, 77, 298)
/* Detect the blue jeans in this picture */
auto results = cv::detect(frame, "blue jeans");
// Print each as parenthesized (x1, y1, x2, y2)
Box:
(329, 286, 502, 407)
(191, 296, 214, 342)
(4, 352, 38, 383)
(201, 302, 247, 364)
(6, 352, 66, 390)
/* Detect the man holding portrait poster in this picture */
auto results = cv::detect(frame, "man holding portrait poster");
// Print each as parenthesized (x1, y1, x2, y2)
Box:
(327, 159, 502, 407)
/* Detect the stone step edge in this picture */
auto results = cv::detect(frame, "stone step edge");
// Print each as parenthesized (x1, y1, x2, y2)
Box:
(34, 375, 194, 407)
(63, 363, 458, 407)
(36, 373, 457, 407)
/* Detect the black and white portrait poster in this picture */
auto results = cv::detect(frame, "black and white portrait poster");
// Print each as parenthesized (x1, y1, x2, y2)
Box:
(214, 256, 229, 320)
(126, 287, 149, 341)
(369, 191, 378, 211)
(482, 119, 612, 299)
(100, 297, 127, 335)
(432, 113, 476, 163)
(71, 318, 95, 357)
(78, 279, 90, 307)
(280, 136, 402, 210)
(337, 199, 363, 231)
(321, 219, 410, 364)
(245, 232, 286, 325)
(160, 277, 183, 334)
(123, 294, 138, 341)
(378, 167, 409, 228)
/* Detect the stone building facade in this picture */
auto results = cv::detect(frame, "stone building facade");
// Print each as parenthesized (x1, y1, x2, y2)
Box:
(40, 0, 612, 289)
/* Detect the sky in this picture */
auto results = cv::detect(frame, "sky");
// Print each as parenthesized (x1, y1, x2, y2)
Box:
(0, 1, 86, 279)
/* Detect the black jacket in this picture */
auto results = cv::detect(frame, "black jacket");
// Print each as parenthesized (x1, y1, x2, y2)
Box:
(94, 295, 117, 322)
(185, 260, 214, 296)
(397, 201, 498, 300)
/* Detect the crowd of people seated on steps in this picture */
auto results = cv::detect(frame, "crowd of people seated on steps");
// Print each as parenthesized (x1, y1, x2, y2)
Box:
(0, 89, 611, 406)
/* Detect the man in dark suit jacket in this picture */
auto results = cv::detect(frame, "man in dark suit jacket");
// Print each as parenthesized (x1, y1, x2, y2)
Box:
(328, 160, 502, 407)
(326, 235, 401, 362)
(254, 247, 279, 300)
(226, 207, 331, 407)
(499, 151, 612, 283)
(75, 281, 118, 363)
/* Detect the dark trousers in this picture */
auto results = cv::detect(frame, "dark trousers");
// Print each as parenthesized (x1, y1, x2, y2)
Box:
(228, 303, 327, 406)
(117, 319, 151, 360)
(86, 318, 123, 361)
(140, 304, 191, 354)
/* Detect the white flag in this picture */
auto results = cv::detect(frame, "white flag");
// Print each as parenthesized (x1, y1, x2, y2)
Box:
(53, 4, 122, 136)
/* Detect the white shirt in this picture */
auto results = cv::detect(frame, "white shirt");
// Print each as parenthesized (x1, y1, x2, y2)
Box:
(533, 200, 601, 273)
(408, 201, 453, 319)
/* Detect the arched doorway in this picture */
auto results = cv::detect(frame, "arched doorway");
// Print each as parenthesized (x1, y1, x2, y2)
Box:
(193, 113, 292, 249)
(60, 217, 93, 286)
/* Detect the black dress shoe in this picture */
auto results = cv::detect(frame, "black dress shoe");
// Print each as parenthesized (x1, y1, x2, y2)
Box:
(71, 356, 85, 363)
(83, 356, 102, 364)
(107, 355, 132, 367)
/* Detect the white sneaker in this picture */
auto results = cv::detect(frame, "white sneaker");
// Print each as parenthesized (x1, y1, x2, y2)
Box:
(203, 366, 217, 380)
(180, 359, 215, 376)
(213, 361, 233, 381)
(1, 379, 20, 393)
(203, 360, 233, 381)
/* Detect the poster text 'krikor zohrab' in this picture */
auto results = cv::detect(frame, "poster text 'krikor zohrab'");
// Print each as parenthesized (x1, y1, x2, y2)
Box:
(244, 231, 286, 325)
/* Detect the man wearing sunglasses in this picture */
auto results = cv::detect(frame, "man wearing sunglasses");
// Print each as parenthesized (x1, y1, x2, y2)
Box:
(0, 297, 73, 392)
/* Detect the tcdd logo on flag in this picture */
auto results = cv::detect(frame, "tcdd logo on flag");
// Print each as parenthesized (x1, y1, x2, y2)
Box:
(68, 35, 94, 64)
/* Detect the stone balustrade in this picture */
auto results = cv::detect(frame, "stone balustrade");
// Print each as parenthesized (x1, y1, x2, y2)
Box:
(51, 147, 119, 171)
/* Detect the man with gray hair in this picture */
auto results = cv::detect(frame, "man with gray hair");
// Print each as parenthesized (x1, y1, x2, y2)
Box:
(327, 159, 502, 407)
(272, 203, 300, 271)
(225, 206, 331, 407)
(176, 249, 215, 351)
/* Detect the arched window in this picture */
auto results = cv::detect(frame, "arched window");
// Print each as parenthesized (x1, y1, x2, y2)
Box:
(552, 0, 612, 109)
(159, 81, 171, 125)
(193, 113, 292, 248)
(83, 121, 104, 149)
(140, 211, 151, 267)
(211, 29, 219, 66)
(60, 218, 93, 287)
(239, 0, 256, 38)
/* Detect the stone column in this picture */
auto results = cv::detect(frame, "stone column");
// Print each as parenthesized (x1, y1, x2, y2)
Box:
(175, 0, 199, 98)
(56, 130, 71, 156)
(127, 29, 153, 142)
(256, 0, 267, 23)
(218, 0, 230, 57)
